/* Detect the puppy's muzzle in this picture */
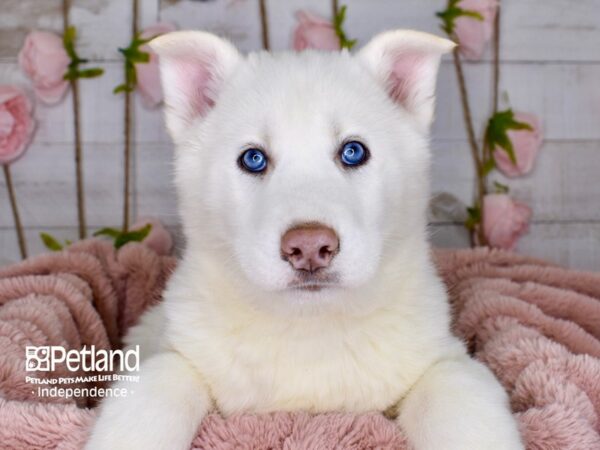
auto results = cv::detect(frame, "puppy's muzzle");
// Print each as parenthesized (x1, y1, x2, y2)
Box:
(281, 223, 339, 273)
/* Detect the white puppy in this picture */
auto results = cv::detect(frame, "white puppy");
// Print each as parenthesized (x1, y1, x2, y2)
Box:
(86, 30, 523, 450)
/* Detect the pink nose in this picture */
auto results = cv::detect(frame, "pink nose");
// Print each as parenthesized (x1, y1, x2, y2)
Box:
(281, 224, 339, 273)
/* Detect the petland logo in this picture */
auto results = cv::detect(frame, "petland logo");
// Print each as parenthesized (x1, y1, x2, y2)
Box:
(26, 345, 140, 373)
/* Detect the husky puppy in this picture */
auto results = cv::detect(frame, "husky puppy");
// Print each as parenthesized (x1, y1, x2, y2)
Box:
(86, 30, 523, 450)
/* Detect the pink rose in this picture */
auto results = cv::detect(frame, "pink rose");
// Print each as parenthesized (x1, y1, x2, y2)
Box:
(136, 23, 177, 108)
(293, 11, 341, 51)
(454, 0, 498, 60)
(493, 112, 543, 178)
(18, 31, 70, 104)
(131, 218, 173, 256)
(483, 194, 531, 250)
(0, 86, 35, 165)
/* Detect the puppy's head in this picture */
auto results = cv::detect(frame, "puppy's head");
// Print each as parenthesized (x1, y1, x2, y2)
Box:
(151, 30, 453, 313)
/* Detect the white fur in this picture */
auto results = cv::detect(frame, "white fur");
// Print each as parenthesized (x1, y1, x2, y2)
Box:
(86, 30, 523, 450)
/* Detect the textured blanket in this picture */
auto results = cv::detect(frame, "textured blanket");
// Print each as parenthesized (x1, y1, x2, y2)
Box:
(0, 240, 598, 449)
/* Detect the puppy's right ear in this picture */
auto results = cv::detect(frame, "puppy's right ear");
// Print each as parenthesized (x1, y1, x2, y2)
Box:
(149, 31, 241, 140)
(357, 30, 455, 130)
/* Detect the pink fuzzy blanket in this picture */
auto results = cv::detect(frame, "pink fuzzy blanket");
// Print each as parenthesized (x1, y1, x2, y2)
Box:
(0, 240, 599, 449)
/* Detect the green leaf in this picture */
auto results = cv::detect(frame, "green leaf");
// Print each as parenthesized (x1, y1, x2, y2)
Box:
(77, 67, 104, 78)
(333, 4, 345, 28)
(120, 48, 150, 63)
(93, 227, 122, 238)
(40, 232, 64, 252)
(333, 5, 357, 50)
(113, 84, 129, 94)
(63, 68, 78, 81)
(114, 224, 152, 249)
(464, 205, 481, 230)
(62, 25, 104, 82)
(482, 157, 496, 176)
(125, 61, 138, 88)
(344, 38, 357, 50)
(436, 1, 484, 35)
(485, 109, 533, 164)
(493, 181, 510, 194)
(93, 224, 153, 249)
(114, 31, 161, 94)
(62, 26, 78, 60)
(132, 35, 154, 47)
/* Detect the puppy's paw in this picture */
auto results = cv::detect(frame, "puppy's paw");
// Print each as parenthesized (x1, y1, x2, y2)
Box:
(398, 356, 524, 450)
(85, 409, 183, 450)
(85, 388, 195, 450)
(85, 352, 211, 450)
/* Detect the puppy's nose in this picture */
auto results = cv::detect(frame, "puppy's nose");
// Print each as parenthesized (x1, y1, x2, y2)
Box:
(281, 224, 339, 272)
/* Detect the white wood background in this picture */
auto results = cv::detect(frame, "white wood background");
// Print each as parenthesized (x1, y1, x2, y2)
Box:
(1, 0, 599, 269)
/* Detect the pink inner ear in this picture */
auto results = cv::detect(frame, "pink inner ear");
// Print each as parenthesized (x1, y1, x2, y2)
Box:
(171, 55, 216, 119)
(387, 51, 427, 107)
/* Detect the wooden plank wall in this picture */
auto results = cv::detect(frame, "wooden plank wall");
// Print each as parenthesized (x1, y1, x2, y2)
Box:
(1, 0, 599, 269)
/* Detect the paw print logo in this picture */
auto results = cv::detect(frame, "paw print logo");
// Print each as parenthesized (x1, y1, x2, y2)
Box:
(25, 346, 50, 371)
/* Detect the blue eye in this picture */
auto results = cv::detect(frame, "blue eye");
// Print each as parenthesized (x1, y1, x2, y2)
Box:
(339, 141, 369, 167)
(239, 148, 268, 173)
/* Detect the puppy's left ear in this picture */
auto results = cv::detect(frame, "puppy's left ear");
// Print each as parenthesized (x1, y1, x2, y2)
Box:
(357, 30, 455, 129)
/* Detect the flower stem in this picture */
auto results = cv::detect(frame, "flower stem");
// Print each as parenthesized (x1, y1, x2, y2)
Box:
(492, 2, 501, 113)
(3, 165, 27, 258)
(332, 0, 339, 17)
(72, 78, 86, 238)
(122, 0, 139, 232)
(63, 0, 87, 239)
(451, 47, 487, 246)
(484, 1, 501, 171)
(259, 0, 270, 50)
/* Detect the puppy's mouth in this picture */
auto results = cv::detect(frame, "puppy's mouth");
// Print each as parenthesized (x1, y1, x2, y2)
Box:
(287, 273, 340, 292)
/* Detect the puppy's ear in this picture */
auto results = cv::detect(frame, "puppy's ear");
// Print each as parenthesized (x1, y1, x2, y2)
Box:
(149, 31, 241, 140)
(357, 30, 455, 129)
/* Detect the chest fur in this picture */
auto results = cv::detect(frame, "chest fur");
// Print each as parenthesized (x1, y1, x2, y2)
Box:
(170, 306, 440, 415)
